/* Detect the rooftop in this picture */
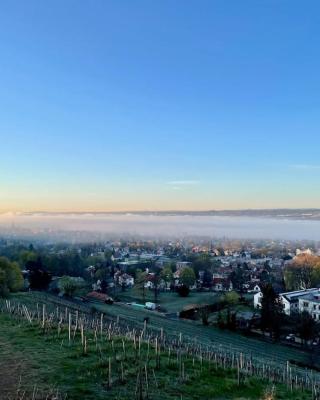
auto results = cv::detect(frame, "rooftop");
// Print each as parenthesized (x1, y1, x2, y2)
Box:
(299, 293, 320, 303)
(281, 288, 320, 302)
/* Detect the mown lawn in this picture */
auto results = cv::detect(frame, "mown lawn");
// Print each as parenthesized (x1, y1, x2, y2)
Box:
(157, 291, 219, 313)
(0, 312, 311, 400)
(117, 288, 219, 313)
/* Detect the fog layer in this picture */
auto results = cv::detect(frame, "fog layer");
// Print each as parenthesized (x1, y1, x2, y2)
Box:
(1, 213, 320, 240)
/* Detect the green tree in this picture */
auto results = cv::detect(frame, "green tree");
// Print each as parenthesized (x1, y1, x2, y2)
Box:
(0, 257, 24, 297)
(7, 262, 24, 292)
(19, 250, 38, 268)
(284, 255, 320, 290)
(0, 269, 8, 297)
(95, 267, 109, 281)
(260, 284, 284, 340)
(200, 306, 210, 326)
(58, 276, 85, 297)
(229, 267, 246, 292)
(190, 254, 220, 275)
(295, 311, 318, 345)
(179, 267, 196, 288)
(222, 291, 240, 305)
(160, 265, 173, 285)
(217, 311, 225, 329)
(135, 269, 147, 303)
(178, 284, 190, 297)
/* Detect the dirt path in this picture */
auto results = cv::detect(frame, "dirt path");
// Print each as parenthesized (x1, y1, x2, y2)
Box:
(0, 338, 28, 399)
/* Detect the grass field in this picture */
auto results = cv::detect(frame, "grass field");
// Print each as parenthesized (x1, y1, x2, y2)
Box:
(157, 292, 220, 313)
(0, 312, 311, 400)
(117, 288, 220, 313)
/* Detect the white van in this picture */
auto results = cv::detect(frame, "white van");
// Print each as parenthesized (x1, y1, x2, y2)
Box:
(145, 302, 156, 310)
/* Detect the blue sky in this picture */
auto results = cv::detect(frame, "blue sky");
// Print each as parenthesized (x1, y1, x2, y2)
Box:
(1, 0, 320, 212)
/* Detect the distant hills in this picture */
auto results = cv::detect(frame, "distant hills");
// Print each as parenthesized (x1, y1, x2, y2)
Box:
(11, 209, 320, 220)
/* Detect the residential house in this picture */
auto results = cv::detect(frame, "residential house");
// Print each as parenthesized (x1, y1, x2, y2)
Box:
(212, 277, 233, 292)
(298, 291, 320, 321)
(118, 273, 134, 288)
(281, 288, 320, 315)
(176, 261, 191, 270)
(254, 287, 320, 316)
(247, 282, 261, 293)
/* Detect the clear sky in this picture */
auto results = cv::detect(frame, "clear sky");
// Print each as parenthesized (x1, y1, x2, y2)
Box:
(1, 0, 320, 212)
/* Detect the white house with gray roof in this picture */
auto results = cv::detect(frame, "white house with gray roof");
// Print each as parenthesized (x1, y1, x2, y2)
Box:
(298, 291, 320, 321)
(254, 287, 320, 316)
(280, 288, 320, 316)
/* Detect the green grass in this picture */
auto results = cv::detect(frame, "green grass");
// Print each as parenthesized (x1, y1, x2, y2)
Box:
(117, 288, 219, 313)
(0, 312, 311, 400)
(115, 285, 156, 304)
(157, 291, 219, 313)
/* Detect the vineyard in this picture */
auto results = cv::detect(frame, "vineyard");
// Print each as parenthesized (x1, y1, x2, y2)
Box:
(15, 292, 319, 370)
(0, 293, 319, 399)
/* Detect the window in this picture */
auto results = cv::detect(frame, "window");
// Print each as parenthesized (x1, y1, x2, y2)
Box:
(314, 305, 317, 310)
(313, 314, 317, 320)
(303, 302, 309, 307)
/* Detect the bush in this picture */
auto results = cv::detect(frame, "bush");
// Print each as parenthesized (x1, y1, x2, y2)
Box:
(221, 291, 240, 305)
(217, 311, 225, 329)
(58, 276, 85, 297)
(200, 306, 210, 326)
(178, 285, 190, 297)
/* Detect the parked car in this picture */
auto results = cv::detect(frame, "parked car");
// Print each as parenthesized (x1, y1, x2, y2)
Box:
(285, 333, 295, 342)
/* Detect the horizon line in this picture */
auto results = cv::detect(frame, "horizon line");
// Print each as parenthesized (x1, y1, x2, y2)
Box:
(2, 207, 320, 215)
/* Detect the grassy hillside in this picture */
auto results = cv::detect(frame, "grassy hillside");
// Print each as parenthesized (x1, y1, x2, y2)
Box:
(0, 311, 311, 400)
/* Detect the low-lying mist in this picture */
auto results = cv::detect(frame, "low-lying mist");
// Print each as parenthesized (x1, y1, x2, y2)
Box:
(1, 213, 320, 240)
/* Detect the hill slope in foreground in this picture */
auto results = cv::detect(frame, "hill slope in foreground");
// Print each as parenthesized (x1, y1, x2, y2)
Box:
(0, 312, 310, 400)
